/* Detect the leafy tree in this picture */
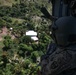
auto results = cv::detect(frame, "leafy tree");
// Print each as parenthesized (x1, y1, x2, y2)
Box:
(31, 51, 39, 63)
(0, 18, 6, 28)
(20, 36, 33, 44)
(18, 43, 33, 57)
(3, 35, 13, 49)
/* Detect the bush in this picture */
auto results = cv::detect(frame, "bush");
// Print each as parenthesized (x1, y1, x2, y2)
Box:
(3, 35, 13, 49)
(31, 51, 39, 63)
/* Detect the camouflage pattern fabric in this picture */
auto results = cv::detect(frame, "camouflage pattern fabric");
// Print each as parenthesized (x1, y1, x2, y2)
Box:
(41, 45, 76, 75)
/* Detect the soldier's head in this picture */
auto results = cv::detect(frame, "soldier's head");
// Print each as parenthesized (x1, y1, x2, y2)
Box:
(52, 16, 76, 47)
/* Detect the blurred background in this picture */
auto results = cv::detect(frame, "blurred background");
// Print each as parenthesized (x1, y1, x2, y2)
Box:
(0, 0, 52, 75)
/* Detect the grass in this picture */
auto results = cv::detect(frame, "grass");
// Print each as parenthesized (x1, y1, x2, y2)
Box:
(0, 0, 20, 6)
(11, 17, 25, 24)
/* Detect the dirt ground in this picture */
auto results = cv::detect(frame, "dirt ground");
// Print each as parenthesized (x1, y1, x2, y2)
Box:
(0, 26, 15, 41)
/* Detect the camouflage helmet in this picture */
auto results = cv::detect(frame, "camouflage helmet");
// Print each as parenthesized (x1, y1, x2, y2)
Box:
(52, 16, 76, 46)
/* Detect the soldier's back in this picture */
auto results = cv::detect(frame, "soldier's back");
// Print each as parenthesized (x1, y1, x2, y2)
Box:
(41, 44, 76, 75)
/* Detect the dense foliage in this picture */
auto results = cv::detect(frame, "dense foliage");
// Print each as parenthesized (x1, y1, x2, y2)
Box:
(0, 0, 52, 75)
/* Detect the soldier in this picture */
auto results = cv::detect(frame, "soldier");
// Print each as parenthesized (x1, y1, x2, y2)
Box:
(40, 0, 76, 75)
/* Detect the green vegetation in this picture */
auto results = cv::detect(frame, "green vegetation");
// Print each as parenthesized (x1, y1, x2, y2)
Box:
(0, 0, 52, 75)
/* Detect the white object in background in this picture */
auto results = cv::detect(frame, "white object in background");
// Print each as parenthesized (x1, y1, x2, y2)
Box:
(26, 30, 37, 36)
(31, 36, 38, 41)
(10, 27, 13, 30)
(50, 31, 52, 34)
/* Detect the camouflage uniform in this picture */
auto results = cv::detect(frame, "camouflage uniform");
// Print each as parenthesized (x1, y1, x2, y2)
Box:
(41, 44, 76, 75)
